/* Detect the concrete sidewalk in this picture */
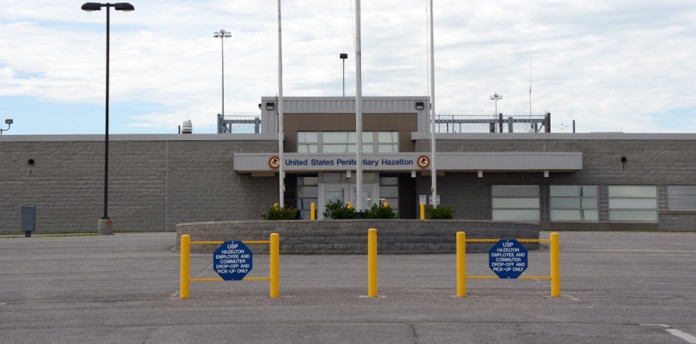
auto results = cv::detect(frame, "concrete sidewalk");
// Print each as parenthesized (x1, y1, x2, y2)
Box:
(1, 232, 695, 344)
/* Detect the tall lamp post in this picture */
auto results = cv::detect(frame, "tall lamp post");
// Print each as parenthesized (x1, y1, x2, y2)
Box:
(214, 29, 231, 118)
(81, 2, 134, 235)
(490, 93, 503, 115)
(339, 53, 348, 97)
(0, 118, 12, 135)
(490, 93, 503, 133)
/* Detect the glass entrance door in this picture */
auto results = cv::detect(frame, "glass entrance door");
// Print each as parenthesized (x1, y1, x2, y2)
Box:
(318, 183, 379, 219)
(350, 185, 379, 212)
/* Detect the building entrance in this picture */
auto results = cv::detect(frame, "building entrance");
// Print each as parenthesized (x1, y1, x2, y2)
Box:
(318, 183, 380, 219)
(295, 172, 403, 220)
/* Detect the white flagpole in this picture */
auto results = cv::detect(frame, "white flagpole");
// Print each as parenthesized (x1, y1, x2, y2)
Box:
(429, 0, 438, 207)
(277, 0, 285, 207)
(354, 0, 364, 212)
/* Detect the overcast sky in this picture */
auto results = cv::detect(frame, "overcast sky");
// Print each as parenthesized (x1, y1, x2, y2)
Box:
(0, 0, 694, 135)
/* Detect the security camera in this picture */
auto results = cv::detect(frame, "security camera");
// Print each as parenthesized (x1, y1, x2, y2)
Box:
(4, 119, 12, 125)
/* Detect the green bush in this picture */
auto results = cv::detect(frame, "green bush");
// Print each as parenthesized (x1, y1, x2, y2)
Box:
(362, 203, 397, 219)
(261, 204, 298, 220)
(322, 199, 356, 219)
(425, 205, 454, 219)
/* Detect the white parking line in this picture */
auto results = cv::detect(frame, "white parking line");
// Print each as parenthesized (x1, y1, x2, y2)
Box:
(641, 324, 696, 343)
(667, 329, 696, 344)
(562, 293, 581, 302)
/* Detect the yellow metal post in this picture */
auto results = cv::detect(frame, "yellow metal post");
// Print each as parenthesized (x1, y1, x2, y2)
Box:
(550, 232, 561, 297)
(310, 202, 316, 221)
(180, 234, 190, 299)
(456, 232, 467, 297)
(368, 228, 378, 297)
(420, 202, 425, 220)
(270, 233, 280, 298)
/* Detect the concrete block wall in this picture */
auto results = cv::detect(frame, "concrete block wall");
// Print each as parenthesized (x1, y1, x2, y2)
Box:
(176, 219, 540, 254)
(164, 140, 278, 230)
(0, 136, 278, 233)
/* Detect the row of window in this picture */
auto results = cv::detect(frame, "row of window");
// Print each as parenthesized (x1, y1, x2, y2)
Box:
(298, 131, 399, 153)
(493, 185, 696, 222)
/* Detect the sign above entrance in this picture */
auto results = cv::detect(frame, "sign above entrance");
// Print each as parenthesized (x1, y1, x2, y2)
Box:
(284, 157, 414, 168)
(236, 153, 428, 172)
(234, 152, 583, 173)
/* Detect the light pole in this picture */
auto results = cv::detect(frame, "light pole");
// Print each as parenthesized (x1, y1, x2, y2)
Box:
(81, 2, 134, 235)
(0, 118, 12, 135)
(339, 53, 348, 96)
(490, 93, 503, 115)
(214, 29, 231, 118)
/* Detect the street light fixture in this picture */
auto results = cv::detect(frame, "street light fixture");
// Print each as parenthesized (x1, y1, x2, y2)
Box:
(0, 118, 12, 135)
(214, 29, 232, 118)
(81, 2, 134, 235)
(490, 93, 503, 115)
(339, 53, 348, 97)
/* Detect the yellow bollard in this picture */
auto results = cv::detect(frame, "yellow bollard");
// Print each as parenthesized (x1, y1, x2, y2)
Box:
(270, 233, 280, 298)
(368, 228, 378, 297)
(383, 201, 389, 208)
(347, 201, 352, 209)
(310, 202, 316, 221)
(550, 232, 561, 297)
(456, 232, 467, 297)
(180, 234, 190, 299)
(420, 202, 425, 220)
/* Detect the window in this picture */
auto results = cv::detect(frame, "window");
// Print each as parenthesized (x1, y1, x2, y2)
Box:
(377, 132, 399, 152)
(297, 131, 398, 153)
(608, 186, 657, 222)
(550, 185, 598, 221)
(297, 132, 318, 153)
(668, 186, 696, 211)
(492, 185, 539, 221)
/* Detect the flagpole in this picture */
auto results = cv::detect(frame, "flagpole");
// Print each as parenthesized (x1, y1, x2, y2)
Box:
(354, 0, 363, 212)
(277, 0, 285, 207)
(428, 0, 438, 207)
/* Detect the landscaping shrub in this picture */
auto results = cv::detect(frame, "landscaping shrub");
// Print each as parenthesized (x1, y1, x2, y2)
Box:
(425, 205, 454, 219)
(323, 199, 356, 219)
(362, 203, 397, 219)
(261, 204, 298, 220)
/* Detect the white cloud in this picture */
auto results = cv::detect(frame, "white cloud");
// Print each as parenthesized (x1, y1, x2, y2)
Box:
(0, 0, 694, 133)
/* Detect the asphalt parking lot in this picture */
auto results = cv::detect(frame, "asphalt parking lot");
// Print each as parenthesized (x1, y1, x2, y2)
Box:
(1, 231, 695, 344)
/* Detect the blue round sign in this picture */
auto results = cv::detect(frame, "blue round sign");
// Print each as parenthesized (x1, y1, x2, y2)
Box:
(489, 239, 528, 279)
(214, 241, 253, 281)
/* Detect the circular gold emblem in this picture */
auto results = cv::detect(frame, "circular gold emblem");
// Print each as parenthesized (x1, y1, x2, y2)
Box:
(417, 155, 430, 169)
(268, 156, 280, 169)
